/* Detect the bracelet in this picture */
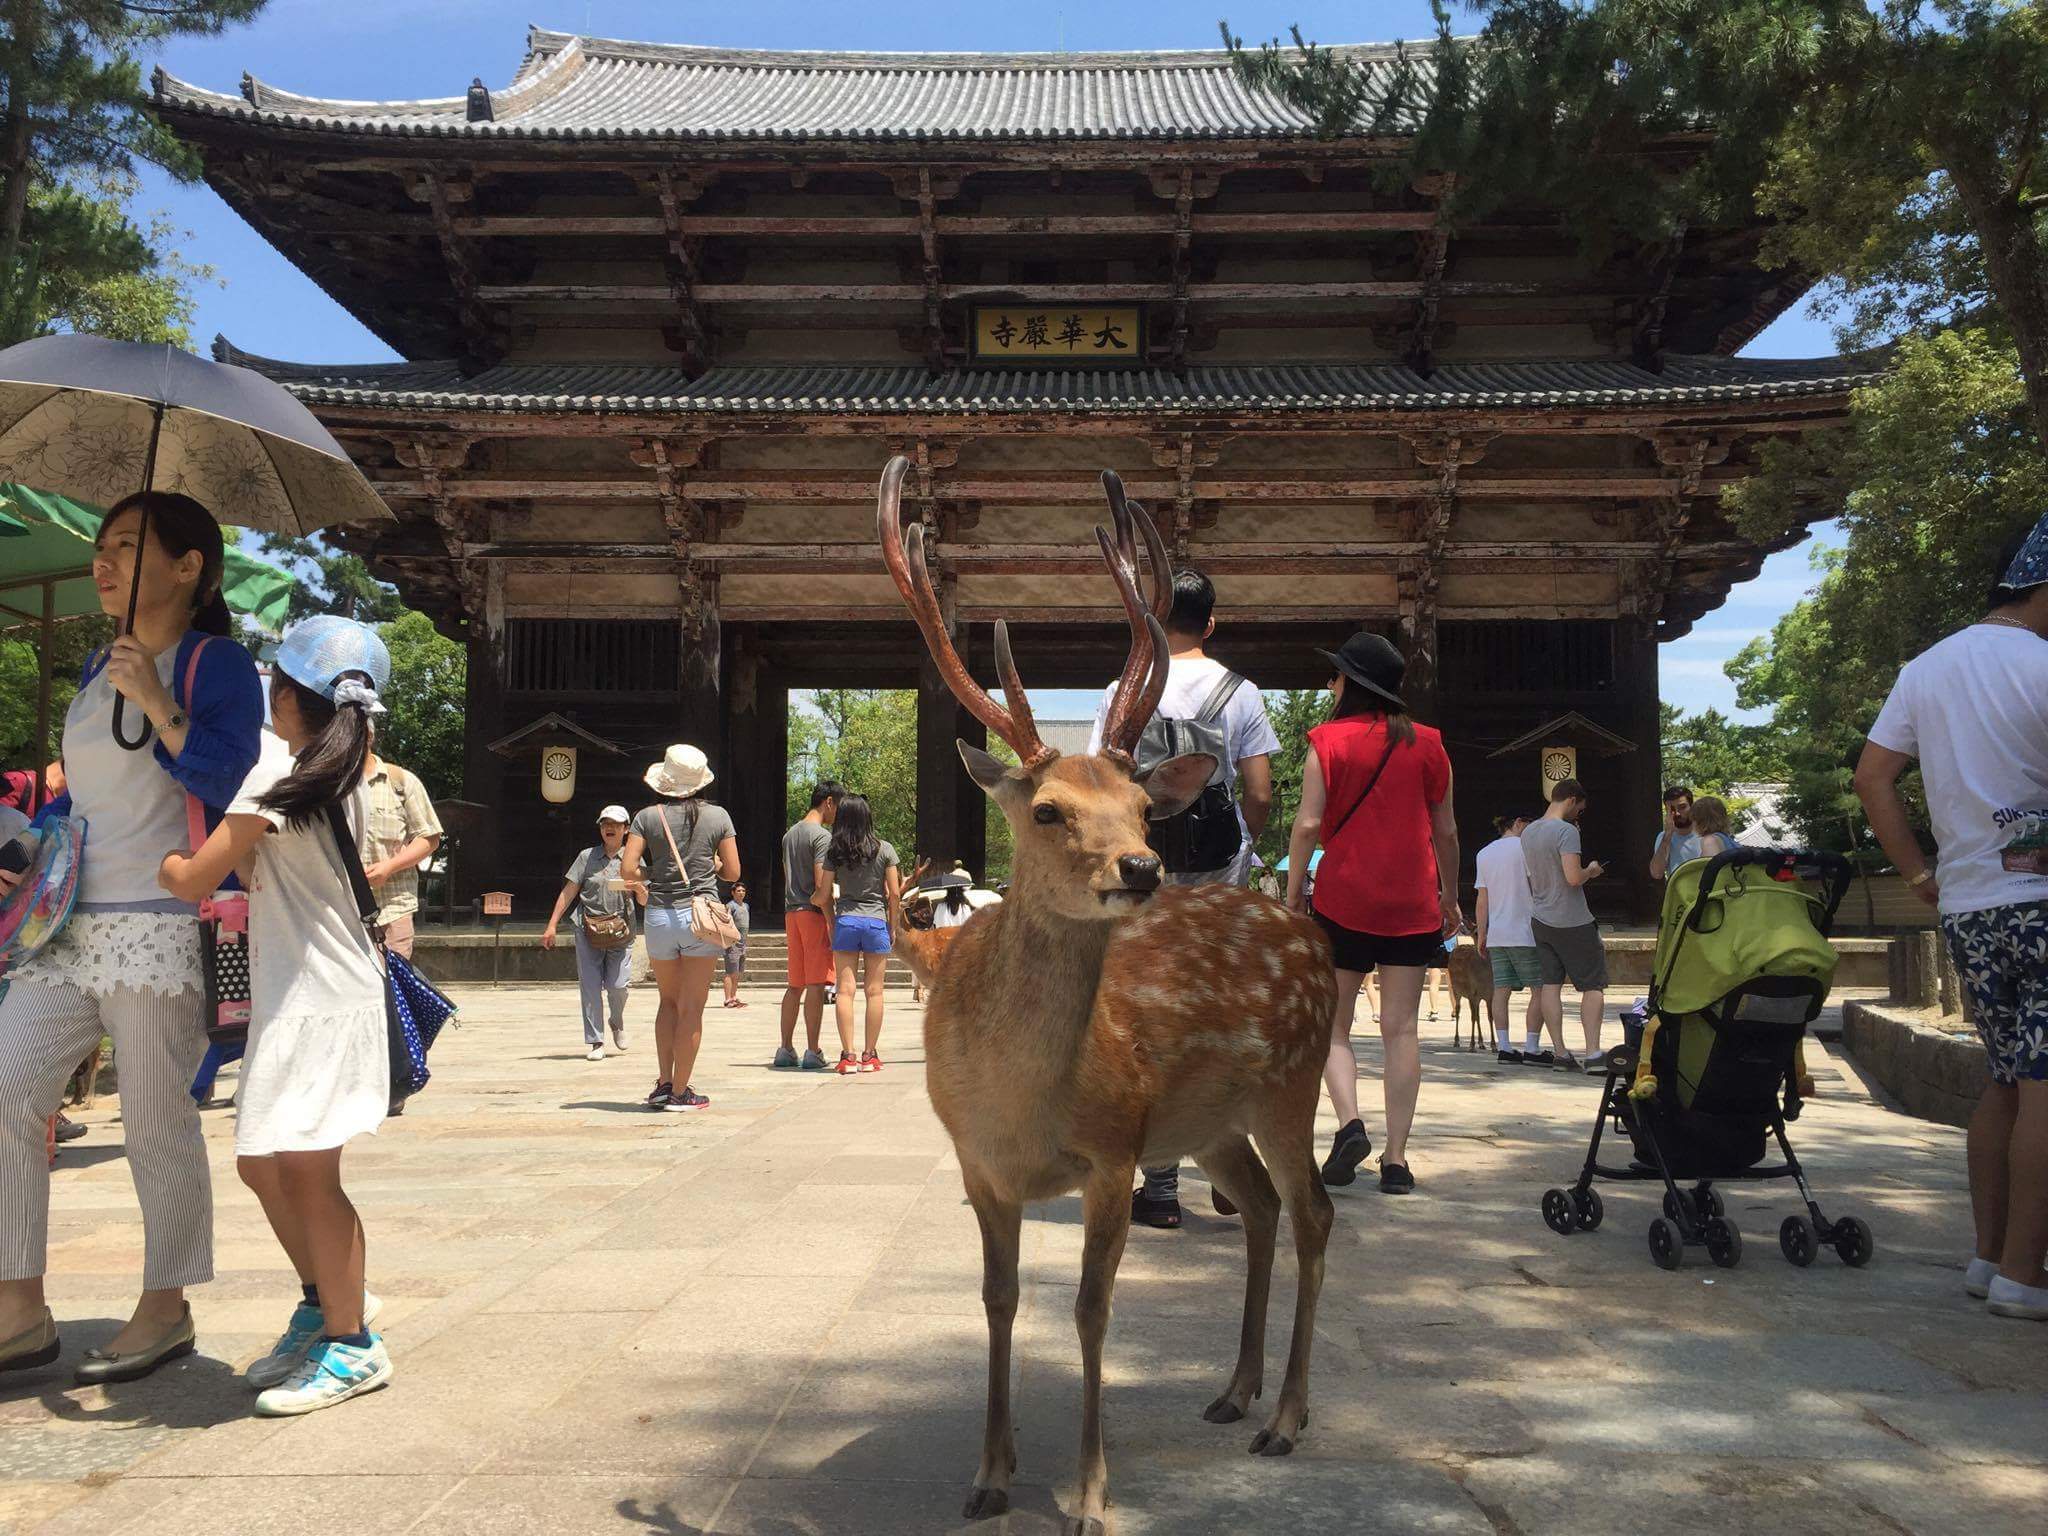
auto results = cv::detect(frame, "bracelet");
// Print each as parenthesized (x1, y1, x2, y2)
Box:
(1906, 868, 1934, 888)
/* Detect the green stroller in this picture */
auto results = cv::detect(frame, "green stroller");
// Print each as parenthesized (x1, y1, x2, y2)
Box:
(1540, 848, 1875, 1271)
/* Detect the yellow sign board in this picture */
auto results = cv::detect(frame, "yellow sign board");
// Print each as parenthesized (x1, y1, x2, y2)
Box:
(970, 306, 1143, 365)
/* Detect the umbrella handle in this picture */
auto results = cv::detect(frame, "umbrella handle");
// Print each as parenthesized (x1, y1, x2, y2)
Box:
(111, 404, 165, 753)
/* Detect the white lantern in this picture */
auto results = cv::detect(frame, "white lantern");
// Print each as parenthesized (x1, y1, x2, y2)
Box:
(540, 745, 578, 804)
(1539, 745, 1577, 801)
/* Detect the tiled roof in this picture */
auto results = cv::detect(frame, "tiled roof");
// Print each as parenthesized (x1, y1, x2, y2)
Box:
(213, 342, 1879, 416)
(155, 27, 1435, 142)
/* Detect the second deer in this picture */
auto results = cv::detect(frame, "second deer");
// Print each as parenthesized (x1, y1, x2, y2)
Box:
(878, 455, 1338, 1536)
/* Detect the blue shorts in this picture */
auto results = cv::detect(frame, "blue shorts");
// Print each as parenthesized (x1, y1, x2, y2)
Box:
(644, 905, 725, 962)
(1941, 902, 2048, 1085)
(832, 915, 892, 955)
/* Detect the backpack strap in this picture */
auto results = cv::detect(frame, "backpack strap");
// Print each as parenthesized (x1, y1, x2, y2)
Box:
(1193, 669, 1245, 726)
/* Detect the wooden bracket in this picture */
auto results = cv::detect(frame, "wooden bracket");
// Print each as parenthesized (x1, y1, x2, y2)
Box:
(1406, 173, 1459, 376)
(1632, 222, 1688, 372)
(410, 170, 499, 368)
(654, 170, 713, 375)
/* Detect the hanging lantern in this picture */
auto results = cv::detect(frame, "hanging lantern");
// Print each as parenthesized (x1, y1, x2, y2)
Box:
(1539, 745, 1577, 801)
(540, 745, 577, 804)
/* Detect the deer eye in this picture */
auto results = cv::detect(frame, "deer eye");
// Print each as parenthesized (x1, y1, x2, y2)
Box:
(1032, 803, 1061, 826)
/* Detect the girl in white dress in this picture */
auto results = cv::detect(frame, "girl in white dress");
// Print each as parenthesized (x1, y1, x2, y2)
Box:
(159, 616, 394, 1416)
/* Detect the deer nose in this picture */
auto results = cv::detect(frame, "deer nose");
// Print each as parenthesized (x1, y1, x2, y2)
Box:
(1118, 853, 1162, 891)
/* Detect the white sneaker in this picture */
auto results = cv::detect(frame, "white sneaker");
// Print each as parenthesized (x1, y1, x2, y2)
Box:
(610, 1028, 627, 1052)
(586, 1044, 606, 1061)
(246, 1290, 383, 1390)
(1965, 1256, 1997, 1299)
(254, 1335, 393, 1416)
(1986, 1275, 2048, 1321)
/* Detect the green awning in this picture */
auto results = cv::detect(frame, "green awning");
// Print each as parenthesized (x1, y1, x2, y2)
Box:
(0, 482, 299, 631)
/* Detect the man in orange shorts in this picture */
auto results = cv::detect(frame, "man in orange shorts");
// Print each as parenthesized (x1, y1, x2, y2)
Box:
(774, 781, 843, 1070)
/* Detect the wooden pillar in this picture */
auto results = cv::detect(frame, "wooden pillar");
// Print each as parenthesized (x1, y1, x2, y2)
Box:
(34, 580, 54, 803)
(1614, 615, 1662, 925)
(679, 571, 723, 766)
(460, 564, 506, 902)
(916, 640, 970, 870)
(954, 706, 988, 882)
(723, 627, 787, 908)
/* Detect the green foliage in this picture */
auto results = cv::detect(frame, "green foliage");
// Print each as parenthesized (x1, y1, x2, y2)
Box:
(1, 1, 266, 343)
(1657, 701, 1786, 805)
(375, 610, 465, 800)
(1255, 689, 1330, 869)
(784, 690, 919, 860)
(0, 614, 112, 771)
(1723, 325, 2042, 845)
(254, 534, 402, 627)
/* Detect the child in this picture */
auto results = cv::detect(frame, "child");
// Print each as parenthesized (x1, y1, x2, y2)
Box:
(720, 881, 751, 1008)
(159, 617, 394, 1416)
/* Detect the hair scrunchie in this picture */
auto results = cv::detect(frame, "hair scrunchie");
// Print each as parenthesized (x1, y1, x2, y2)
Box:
(332, 677, 387, 715)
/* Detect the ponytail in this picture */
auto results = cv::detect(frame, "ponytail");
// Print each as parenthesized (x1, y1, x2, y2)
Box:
(258, 670, 373, 830)
(193, 588, 232, 637)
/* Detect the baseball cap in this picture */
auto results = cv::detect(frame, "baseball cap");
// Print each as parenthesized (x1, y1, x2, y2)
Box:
(597, 804, 631, 824)
(274, 615, 391, 706)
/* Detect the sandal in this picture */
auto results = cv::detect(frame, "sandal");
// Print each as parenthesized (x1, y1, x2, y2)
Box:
(1130, 1188, 1182, 1230)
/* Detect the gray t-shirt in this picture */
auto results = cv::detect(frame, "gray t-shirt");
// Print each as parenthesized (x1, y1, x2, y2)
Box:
(783, 819, 831, 913)
(564, 844, 630, 930)
(828, 839, 899, 920)
(1521, 816, 1594, 928)
(726, 899, 750, 939)
(630, 800, 736, 906)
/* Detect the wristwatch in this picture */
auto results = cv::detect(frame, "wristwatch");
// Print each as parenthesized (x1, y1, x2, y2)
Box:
(162, 708, 188, 732)
(1906, 868, 1934, 888)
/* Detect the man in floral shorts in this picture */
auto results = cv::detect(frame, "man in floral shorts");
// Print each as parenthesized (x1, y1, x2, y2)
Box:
(1857, 515, 2048, 1323)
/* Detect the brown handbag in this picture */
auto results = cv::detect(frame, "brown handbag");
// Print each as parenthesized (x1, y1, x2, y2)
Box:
(656, 807, 742, 948)
(579, 846, 634, 951)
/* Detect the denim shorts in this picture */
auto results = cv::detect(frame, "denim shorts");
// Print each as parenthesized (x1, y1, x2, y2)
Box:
(832, 915, 892, 955)
(644, 905, 725, 961)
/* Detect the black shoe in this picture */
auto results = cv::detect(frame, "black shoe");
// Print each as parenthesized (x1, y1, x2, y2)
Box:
(53, 1114, 86, 1144)
(645, 1079, 673, 1108)
(1320, 1120, 1372, 1186)
(1523, 1050, 1556, 1068)
(1131, 1189, 1183, 1229)
(1379, 1160, 1415, 1195)
(1496, 1049, 1522, 1065)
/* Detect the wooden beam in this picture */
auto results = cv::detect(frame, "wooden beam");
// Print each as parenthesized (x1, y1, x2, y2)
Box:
(1166, 168, 1195, 370)
(653, 170, 711, 372)
(412, 172, 499, 367)
(442, 209, 1457, 239)
(472, 278, 1642, 306)
(915, 168, 945, 372)
(1632, 222, 1688, 371)
(1406, 174, 1458, 376)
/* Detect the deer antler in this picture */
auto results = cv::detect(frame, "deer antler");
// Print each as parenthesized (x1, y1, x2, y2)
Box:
(877, 455, 1054, 769)
(1095, 469, 1174, 763)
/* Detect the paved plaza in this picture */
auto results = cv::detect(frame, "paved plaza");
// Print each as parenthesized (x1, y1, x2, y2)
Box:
(2, 981, 2042, 1535)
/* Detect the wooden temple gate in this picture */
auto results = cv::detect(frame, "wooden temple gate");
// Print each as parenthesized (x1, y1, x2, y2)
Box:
(157, 29, 1875, 919)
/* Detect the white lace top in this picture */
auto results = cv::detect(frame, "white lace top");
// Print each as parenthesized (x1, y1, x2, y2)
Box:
(11, 909, 201, 999)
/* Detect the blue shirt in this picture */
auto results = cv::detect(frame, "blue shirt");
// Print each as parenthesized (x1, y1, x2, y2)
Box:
(1654, 827, 1704, 876)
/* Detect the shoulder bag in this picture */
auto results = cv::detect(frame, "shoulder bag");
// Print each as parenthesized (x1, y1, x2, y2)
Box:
(174, 639, 254, 1046)
(324, 803, 458, 1104)
(1320, 724, 1403, 850)
(579, 848, 634, 952)
(656, 806, 740, 948)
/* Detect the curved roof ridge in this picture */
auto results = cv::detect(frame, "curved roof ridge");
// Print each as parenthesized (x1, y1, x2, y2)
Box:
(522, 26, 1417, 73)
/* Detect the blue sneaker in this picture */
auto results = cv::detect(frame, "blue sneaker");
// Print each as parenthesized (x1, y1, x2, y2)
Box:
(254, 1335, 393, 1416)
(245, 1290, 383, 1391)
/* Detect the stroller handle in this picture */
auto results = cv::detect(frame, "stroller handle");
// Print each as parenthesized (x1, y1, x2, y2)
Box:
(1687, 847, 1855, 937)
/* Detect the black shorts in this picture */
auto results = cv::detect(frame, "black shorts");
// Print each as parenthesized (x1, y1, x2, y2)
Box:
(1313, 912, 1444, 974)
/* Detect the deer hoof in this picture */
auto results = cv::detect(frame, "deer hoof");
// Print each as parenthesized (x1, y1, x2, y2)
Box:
(963, 1488, 1009, 1521)
(1249, 1429, 1296, 1458)
(1202, 1395, 1247, 1424)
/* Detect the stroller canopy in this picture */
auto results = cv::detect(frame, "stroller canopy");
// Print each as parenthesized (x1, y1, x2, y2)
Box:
(1653, 855, 1839, 1017)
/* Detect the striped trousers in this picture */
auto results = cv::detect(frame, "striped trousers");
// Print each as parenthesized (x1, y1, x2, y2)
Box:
(0, 979, 214, 1289)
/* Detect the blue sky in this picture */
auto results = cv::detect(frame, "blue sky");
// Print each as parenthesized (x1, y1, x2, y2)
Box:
(139, 0, 1842, 721)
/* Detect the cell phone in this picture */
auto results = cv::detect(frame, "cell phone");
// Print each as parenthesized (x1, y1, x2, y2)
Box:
(0, 840, 30, 876)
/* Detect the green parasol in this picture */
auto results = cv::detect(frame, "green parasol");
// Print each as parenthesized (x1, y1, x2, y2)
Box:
(0, 482, 298, 632)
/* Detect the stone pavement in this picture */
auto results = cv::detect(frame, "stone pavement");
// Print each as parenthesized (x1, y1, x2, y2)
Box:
(2, 982, 2042, 1535)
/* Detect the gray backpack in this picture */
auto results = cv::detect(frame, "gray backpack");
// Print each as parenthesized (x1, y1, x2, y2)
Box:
(1134, 670, 1246, 874)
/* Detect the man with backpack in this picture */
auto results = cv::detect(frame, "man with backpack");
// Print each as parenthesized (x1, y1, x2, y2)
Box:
(1088, 567, 1279, 1229)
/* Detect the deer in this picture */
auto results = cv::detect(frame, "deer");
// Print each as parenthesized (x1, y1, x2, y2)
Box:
(876, 454, 1338, 1536)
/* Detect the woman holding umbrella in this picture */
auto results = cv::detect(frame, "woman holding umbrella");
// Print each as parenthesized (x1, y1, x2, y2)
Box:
(0, 491, 262, 1381)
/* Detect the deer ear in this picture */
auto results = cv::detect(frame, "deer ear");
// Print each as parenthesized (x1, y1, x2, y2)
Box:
(958, 740, 1013, 797)
(1140, 752, 1216, 818)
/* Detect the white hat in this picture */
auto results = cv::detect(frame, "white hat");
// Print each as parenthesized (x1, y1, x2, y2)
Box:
(643, 743, 715, 799)
(596, 804, 631, 825)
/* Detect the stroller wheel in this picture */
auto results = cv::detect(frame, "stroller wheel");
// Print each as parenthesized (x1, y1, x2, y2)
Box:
(1704, 1217, 1743, 1269)
(1541, 1188, 1576, 1236)
(1661, 1189, 1697, 1229)
(1832, 1215, 1875, 1268)
(1647, 1216, 1683, 1270)
(1779, 1215, 1819, 1267)
(1571, 1186, 1604, 1231)
(1694, 1184, 1726, 1219)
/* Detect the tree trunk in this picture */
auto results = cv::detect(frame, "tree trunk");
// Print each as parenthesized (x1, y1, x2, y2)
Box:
(0, 72, 34, 318)
(1940, 142, 2048, 450)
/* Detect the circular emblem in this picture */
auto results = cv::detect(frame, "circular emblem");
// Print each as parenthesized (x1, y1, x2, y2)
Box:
(1541, 749, 1574, 783)
(542, 749, 574, 782)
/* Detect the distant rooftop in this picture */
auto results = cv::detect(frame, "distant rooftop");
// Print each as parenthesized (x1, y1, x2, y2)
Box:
(155, 26, 1440, 143)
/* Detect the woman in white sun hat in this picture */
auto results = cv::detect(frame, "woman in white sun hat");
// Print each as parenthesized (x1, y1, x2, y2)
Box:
(541, 804, 644, 1060)
(619, 744, 739, 1113)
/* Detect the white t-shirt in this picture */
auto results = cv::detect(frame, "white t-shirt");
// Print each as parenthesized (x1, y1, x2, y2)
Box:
(1087, 655, 1281, 847)
(1474, 834, 1536, 948)
(1868, 625, 2048, 916)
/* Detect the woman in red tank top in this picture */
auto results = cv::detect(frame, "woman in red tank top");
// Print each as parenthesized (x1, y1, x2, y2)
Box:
(1283, 633, 1460, 1195)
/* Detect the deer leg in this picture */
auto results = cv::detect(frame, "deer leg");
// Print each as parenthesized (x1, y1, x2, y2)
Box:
(962, 1170, 1022, 1521)
(1069, 1163, 1134, 1536)
(1193, 1136, 1278, 1424)
(1250, 1107, 1334, 1458)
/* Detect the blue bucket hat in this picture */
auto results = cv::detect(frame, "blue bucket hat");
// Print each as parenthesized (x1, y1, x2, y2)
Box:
(2001, 511, 2048, 593)
(274, 615, 391, 713)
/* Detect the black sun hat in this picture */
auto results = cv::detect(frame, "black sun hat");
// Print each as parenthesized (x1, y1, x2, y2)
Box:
(1316, 631, 1407, 711)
